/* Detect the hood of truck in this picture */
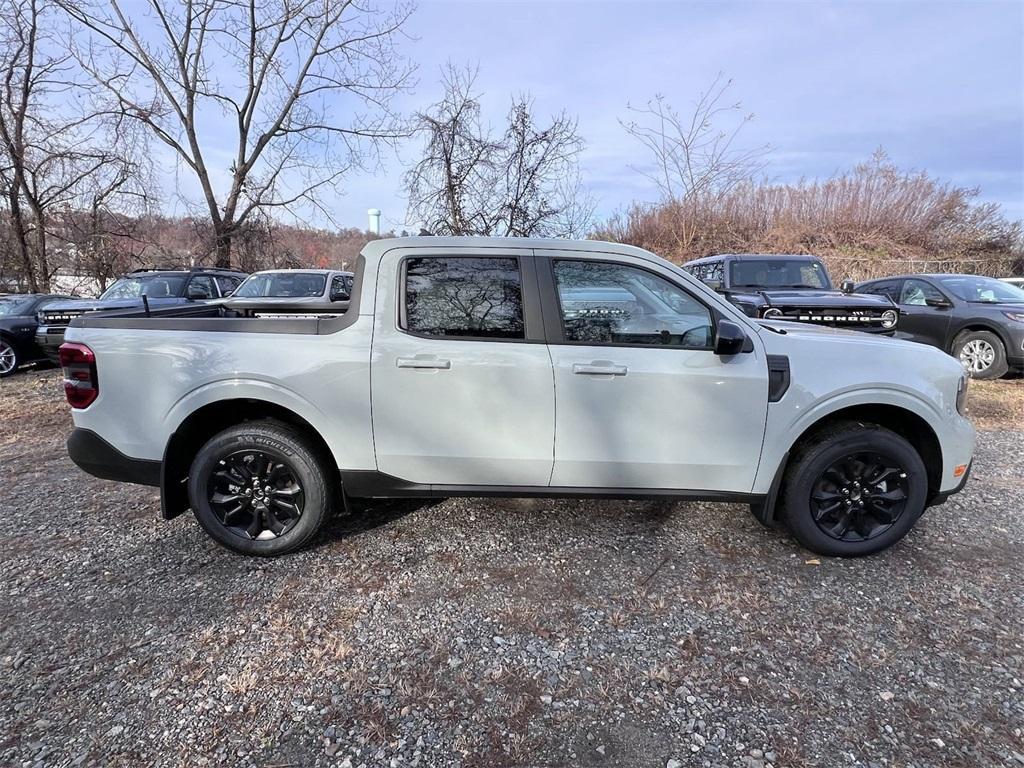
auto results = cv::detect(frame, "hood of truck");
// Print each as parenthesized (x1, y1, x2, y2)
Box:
(744, 289, 895, 309)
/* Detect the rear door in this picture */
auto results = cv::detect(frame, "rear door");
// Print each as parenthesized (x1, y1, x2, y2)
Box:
(370, 249, 555, 487)
(537, 251, 769, 493)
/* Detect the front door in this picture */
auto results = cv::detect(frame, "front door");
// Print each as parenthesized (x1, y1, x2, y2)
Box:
(371, 251, 554, 487)
(897, 278, 952, 348)
(539, 253, 769, 493)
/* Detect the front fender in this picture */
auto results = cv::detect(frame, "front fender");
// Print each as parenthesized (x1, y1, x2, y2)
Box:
(753, 385, 952, 495)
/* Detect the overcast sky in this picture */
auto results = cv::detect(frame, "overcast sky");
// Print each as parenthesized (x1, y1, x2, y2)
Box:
(160, 0, 1024, 231)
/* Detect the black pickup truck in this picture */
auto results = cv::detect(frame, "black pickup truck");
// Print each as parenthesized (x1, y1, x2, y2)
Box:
(683, 253, 898, 333)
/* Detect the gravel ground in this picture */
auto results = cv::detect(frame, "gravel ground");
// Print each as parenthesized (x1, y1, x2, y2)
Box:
(1, 370, 1022, 768)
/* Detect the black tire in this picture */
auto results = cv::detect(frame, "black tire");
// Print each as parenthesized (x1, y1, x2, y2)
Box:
(187, 420, 331, 556)
(780, 421, 928, 557)
(0, 337, 20, 378)
(952, 329, 1008, 380)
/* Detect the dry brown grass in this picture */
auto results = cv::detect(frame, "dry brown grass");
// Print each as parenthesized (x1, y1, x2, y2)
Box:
(595, 152, 1022, 280)
(965, 379, 1024, 430)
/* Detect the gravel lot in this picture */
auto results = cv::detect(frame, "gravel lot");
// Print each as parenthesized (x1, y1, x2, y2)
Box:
(1, 370, 1022, 768)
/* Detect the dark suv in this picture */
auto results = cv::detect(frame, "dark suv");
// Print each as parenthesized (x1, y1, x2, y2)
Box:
(36, 267, 248, 362)
(857, 273, 1024, 379)
(684, 253, 899, 334)
(0, 293, 73, 377)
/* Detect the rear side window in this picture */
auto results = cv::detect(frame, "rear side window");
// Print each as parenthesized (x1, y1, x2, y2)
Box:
(403, 257, 525, 340)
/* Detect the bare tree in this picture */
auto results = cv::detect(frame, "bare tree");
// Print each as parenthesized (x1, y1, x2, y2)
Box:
(404, 65, 593, 238)
(0, 0, 149, 291)
(61, 0, 414, 267)
(621, 74, 769, 206)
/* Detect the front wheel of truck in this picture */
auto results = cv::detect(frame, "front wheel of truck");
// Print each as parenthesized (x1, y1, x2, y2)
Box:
(780, 421, 929, 557)
(188, 421, 331, 556)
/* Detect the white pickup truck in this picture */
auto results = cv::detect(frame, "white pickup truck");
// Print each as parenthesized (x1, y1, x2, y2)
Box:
(60, 237, 975, 557)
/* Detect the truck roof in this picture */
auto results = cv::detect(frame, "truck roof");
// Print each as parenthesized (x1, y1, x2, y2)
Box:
(687, 253, 824, 264)
(359, 236, 660, 264)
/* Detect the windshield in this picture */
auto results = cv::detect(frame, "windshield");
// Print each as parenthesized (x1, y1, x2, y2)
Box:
(937, 276, 1024, 304)
(730, 259, 831, 290)
(0, 297, 32, 316)
(234, 272, 328, 298)
(101, 275, 186, 300)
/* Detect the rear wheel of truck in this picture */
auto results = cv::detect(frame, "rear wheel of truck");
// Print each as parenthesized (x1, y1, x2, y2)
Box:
(188, 421, 331, 556)
(780, 421, 928, 557)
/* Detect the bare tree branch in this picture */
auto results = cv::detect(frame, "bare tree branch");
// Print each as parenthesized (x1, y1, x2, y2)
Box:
(60, 0, 415, 266)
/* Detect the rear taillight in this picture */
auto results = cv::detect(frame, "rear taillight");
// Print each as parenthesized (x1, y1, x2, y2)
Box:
(59, 342, 98, 409)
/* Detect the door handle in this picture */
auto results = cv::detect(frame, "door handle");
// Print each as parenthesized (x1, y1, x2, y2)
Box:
(573, 362, 627, 376)
(397, 356, 451, 370)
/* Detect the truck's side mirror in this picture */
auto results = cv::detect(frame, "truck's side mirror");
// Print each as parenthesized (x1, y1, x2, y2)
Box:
(840, 279, 856, 294)
(703, 278, 723, 291)
(714, 320, 748, 356)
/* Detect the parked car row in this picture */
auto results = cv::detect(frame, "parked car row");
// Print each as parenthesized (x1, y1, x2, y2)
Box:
(0, 267, 354, 376)
(682, 253, 1024, 379)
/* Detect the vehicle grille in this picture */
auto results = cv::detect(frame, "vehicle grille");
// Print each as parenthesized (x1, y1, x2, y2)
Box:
(38, 310, 86, 327)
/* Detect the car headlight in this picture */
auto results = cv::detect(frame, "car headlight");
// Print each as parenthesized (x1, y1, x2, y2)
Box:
(956, 373, 969, 415)
(881, 309, 898, 329)
(1003, 311, 1024, 323)
(761, 307, 783, 320)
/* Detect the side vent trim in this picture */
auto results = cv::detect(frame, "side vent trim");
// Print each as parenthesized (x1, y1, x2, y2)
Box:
(767, 355, 791, 403)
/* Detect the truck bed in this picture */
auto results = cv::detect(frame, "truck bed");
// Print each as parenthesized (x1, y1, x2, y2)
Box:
(68, 300, 355, 335)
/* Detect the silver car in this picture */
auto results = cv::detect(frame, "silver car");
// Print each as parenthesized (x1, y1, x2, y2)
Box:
(225, 269, 353, 314)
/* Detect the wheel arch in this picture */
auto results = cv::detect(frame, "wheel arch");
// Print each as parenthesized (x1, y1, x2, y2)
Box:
(947, 321, 1011, 354)
(160, 398, 338, 520)
(756, 402, 944, 525)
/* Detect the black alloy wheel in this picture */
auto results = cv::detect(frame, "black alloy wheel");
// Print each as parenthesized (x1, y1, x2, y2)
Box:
(809, 452, 909, 542)
(780, 420, 928, 557)
(188, 420, 331, 556)
(208, 449, 306, 541)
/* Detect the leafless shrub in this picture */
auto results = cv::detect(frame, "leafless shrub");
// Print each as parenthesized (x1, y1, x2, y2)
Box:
(596, 150, 1022, 279)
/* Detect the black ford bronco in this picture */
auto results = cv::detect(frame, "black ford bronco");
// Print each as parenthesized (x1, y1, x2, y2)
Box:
(683, 253, 898, 333)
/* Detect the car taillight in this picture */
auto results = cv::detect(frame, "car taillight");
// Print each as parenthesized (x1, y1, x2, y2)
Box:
(59, 342, 98, 409)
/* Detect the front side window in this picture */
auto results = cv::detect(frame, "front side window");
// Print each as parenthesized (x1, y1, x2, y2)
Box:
(900, 279, 945, 306)
(729, 259, 830, 290)
(187, 276, 217, 299)
(863, 280, 902, 301)
(553, 260, 713, 348)
(404, 257, 525, 339)
(101, 274, 187, 299)
(215, 276, 242, 296)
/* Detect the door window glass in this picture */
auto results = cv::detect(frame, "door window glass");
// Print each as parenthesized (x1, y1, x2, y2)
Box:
(863, 280, 902, 301)
(553, 260, 713, 348)
(215, 276, 242, 296)
(187, 276, 217, 299)
(900, 279, 944, 306)
(404, 257, 525, 339)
